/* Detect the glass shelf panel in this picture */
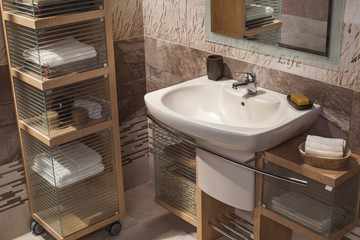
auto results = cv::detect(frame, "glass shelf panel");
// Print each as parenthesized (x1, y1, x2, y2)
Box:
(22, 128, 119, 237)
(6, 18, 108, 81)
(2, 0, 104, 19)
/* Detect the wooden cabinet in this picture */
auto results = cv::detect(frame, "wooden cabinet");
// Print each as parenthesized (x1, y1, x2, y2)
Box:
(149, 118, 235, 240)
(150, 117, 360, 240)
(211, 0, 282, 38)
(0, 1, 125, 239)
(254, 136, 360, 240)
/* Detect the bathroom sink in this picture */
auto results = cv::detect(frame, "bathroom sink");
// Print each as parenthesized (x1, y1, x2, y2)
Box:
(145, 76, 321, 152)
(145, 75, 321, 211)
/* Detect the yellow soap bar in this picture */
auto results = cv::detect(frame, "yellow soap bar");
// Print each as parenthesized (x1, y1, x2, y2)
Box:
(290, 93, 309, 105)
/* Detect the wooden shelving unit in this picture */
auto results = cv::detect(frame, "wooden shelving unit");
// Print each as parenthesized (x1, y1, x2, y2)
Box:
(0, 0, 125, 239)
(211, 0, 282, 38)
(254, 135, 360, 240)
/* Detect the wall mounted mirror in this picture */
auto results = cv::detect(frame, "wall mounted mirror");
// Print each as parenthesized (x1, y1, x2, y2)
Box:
(205, 0, 344, 70)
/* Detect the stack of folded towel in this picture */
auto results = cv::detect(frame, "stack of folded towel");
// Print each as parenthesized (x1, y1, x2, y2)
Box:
(271, 192, 345, 233)
(32, 141, 104, 188)
(245, 4, 274, 22)
(23, 37, 97, 68)
(73, 99, 103, 119)
(305, 135, 346, 158)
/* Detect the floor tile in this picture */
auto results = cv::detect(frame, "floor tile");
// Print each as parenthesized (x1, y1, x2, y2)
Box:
(125, 182, 168, 223)
(143, 212, 197, 239)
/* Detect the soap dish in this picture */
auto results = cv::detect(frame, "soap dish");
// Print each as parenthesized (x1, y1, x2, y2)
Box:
(287, 95, 313, 110)
(298, 143, 351, 170)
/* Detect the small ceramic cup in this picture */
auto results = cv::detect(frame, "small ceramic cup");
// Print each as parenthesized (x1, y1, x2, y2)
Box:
(207, 55, 223, 80)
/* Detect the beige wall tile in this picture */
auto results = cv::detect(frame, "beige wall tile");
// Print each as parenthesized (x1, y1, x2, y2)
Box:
(344, 0, 360, 24)
(143, 0, 187, 45)
(0, 14, 7, 66)
(337, 23, 360, 88)
(112, 0, 144, 41)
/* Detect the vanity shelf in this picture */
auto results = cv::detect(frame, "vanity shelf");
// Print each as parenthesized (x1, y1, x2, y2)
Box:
(1, 0, 125, 239)
(148, 117, 235, 240)
(211, 0, 282, 38)
(149, 119, 197, 225)
(254, 135, 360, 240)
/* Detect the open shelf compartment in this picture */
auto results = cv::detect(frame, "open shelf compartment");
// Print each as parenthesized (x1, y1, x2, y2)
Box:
(261, 161, 360, 238)
(5, 18, 108, 81)
(22, 128, 119, 238)
(2, 0, 104, 19)
(13, 75, 112, 139)
(149, 119, 197, 218)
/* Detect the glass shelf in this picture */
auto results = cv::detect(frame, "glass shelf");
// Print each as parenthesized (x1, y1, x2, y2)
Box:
(22, 128, 119, 238)
(14, 75, 112, 139)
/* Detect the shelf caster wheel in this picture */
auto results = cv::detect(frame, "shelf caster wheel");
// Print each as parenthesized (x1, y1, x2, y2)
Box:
(30, 220, 45, 236)
(106, 221, 122, 236)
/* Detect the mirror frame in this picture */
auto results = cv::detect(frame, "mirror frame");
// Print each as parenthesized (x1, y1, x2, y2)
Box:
(205, 0, 344, 71)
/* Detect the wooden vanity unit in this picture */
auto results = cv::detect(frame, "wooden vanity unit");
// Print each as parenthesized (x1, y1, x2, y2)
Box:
(149, 117, 360, 240)
(254, 135, 360, 240)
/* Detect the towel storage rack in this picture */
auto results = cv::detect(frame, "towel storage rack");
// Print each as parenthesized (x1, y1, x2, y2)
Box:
(0, 0, 126, 239)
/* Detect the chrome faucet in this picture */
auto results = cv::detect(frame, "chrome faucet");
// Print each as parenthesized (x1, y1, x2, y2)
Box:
(232, 71, 257, 95)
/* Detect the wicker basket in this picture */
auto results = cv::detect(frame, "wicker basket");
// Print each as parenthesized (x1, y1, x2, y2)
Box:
(298, 143, 351, 169)
(159, 163, 196, 215)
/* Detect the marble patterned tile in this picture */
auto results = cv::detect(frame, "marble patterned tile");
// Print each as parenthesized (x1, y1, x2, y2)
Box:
(344, 0, 360, 24)
(0, 103, 16, 127)
(0, 65, 12, 104)
(117, 78, 147, 123)
(144, 37, 207, 85)
(143, 0, 187, 45)
(114, 37, 146, 123)
(146, 78, 169, 93)
(349, 91, 360, 154)
(0, 15, 7, 66)
(337, 23, 360, 89)
(114, 37, 145, 84)
(282, 0, 329, 22)
(112, 0, 144, 41)
(0, 124, 21, 166)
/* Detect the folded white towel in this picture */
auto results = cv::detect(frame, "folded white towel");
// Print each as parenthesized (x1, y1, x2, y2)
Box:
(32, 141, 104, 188)
(305, 140, 344, 153)
(305, 135, 346, 158)
(306, 135, 346, 150)
(73, 99, 102, 119)
(305, 147, 343, 158)
(271, 192, 345, 233)
(245, 4, 274, 21)
(23, 37, 97, 68)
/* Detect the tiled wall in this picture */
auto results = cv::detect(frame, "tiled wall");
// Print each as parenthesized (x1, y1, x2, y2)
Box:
(143, 0, 360, 154)
(112, 0, 148, 191)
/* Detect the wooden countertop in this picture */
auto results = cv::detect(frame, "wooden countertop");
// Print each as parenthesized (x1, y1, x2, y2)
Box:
(264, 135, 360, 187)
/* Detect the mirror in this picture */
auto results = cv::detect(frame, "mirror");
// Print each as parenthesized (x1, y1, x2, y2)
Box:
(205, 0, 344, 70)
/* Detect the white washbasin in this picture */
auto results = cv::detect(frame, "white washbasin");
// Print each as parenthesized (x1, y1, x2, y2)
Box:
(145, 76, 321, 152)
(145, 76, 321, 211)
